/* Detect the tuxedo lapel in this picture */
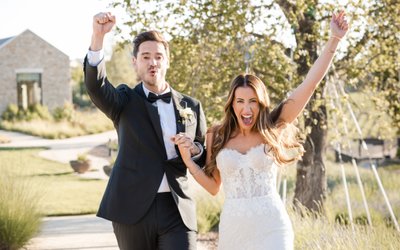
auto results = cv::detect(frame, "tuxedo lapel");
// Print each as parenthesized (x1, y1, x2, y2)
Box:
(171, 89, 186, 134)
(134, 84, 164, 146)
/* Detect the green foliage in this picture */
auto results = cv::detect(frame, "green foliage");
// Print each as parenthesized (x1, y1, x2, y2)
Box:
(1, 104, 19, 121)
(77, 153, 89, 162)
(110, 0, 296, 125)
(338, 0, 400, 135)
(327, 91, 396, 141)
(0, 168, 42, 250)
(53, 103, 75, 122)
(291, 206, 400, 249)
(106, 43, 137, 87)
(335, 212, 350, 225)
(1, 104, 52, 122)
(195, 194, 223, 233)
(0, 108, 113, 139)
(71, 63, 94, 108)
(108, 0, 397, 133)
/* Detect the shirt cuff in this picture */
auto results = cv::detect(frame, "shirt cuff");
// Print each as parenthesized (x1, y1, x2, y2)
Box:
(191, 142, 204, 161)
(87, 49, 104, 66)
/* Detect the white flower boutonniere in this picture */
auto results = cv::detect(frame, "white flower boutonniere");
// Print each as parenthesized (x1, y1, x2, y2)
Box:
(179, 107, 194, 124)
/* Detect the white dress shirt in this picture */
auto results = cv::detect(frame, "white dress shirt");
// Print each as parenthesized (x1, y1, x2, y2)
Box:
(142, 84, 177, 193)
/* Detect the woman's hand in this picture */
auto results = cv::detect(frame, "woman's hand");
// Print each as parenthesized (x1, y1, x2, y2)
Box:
(171, 133, 195, 163)
(330, 10, 349, 39)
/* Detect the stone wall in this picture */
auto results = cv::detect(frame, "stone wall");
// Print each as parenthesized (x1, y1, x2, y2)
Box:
(0, 29, 71, 115)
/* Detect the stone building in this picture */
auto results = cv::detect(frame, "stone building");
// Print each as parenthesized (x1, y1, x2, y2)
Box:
(0, 29, 71, 115)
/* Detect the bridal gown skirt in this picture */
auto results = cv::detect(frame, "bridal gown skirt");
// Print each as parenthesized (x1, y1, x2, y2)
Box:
(217, 194, 294, 250)
(216, 144, 294, 250)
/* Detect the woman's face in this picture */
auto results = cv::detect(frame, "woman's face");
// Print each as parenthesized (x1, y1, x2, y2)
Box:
(232, 86, 260, 131)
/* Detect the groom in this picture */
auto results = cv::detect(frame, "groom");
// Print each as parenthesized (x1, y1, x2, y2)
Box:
(84, 12, 207, 250)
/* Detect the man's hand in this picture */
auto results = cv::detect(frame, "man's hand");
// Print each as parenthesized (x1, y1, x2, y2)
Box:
(91, 12, 116, 51)
(171, 133, 199, 162)
(93, 12, 116, 36)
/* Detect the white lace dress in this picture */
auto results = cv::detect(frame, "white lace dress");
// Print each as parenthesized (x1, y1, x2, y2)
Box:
(216, 144, 294, 250)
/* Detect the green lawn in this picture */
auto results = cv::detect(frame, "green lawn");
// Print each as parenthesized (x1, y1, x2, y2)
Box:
(0, 148, 107, 216)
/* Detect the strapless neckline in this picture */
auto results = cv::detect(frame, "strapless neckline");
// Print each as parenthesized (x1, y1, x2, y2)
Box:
(221, 144, 265, 156)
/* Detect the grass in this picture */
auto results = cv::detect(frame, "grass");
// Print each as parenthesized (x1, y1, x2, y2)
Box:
(0, 109, 113, 139)
(1, 146, 399, 249)
(0, 163, 42, 250)
(195, 191, 224, 233)
(0, 148, 107, 216)
(194, 159, 400, 249)
(281, 160, 400, 249)
(291, 208, 400, 249)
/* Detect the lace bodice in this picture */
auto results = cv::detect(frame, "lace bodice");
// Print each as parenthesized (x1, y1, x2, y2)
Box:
(216, 144, 278, 200)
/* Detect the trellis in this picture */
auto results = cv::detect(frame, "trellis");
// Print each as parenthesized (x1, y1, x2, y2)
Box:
(325, 68, 399, 232)
(276, 66, 399, 232)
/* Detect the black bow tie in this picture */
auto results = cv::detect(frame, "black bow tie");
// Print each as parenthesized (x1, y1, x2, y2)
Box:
(147, 92, 172, 103)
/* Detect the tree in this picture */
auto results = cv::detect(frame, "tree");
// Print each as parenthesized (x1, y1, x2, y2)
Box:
(70, 62, 94, 108)
(109, 0, 400, 212)
(109, 0, 295, 124)
(339, 0, 400, 136)
(106, 43, 137, 87)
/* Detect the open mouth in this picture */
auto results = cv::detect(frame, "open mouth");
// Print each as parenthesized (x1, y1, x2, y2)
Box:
(241, 114, 253, 126)
(149, 69, 157, 76)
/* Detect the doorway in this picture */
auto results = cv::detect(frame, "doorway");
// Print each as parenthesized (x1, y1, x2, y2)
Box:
(17, 73, 42, 109)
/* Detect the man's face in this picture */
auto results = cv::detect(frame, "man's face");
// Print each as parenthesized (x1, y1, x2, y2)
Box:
(132, 41, 169, 90)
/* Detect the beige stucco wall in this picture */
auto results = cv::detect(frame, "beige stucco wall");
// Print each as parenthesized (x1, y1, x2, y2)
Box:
(0, 29, 71, 115)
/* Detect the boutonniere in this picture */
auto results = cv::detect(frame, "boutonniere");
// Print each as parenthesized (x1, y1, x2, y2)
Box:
(178, 102, 195, 136)
(179, 106, 194, 124)
(178, 101, 195, 130)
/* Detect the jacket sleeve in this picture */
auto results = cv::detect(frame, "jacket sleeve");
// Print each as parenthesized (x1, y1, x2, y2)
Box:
(83, 56, 130, 122)
(193, 101, 207, 167)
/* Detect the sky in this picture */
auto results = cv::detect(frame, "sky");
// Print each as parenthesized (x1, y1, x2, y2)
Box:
(0, 0, 124, 60)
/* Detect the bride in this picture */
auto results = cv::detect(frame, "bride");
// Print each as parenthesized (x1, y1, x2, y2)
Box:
(173, 11, 349, 250)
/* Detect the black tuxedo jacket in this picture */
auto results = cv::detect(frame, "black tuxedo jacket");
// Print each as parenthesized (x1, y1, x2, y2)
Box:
(84, 58, 207, 231)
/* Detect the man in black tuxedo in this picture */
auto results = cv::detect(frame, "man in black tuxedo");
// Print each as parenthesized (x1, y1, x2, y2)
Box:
(84, 12, 207, 250)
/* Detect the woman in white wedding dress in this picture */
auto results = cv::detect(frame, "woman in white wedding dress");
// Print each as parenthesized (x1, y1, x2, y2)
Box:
(173, 11, 348, 250)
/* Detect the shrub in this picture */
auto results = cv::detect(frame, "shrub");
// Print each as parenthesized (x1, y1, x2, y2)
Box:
(77, 153, 89, 162)
(27, 104, 52, 121)
(0, 172, 42, 250)
(1, 104, 19, 121)
(53, 103, 75, 122)
(1, 104, 52, 122)
(335, 212, 350, 225)
(354, 215, 369, 226)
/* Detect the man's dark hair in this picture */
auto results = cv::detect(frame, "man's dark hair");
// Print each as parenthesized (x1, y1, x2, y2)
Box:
(132, 30, 170, 59)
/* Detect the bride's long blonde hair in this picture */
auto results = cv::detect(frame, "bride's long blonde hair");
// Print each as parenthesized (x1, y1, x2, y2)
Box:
(204, 74, 304, 177)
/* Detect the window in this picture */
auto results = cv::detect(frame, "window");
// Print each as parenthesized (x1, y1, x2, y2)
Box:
(16, 73, 42, 109)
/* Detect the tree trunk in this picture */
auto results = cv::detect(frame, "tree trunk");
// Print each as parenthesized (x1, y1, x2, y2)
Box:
(293, 99, 328, 213)
(291, 10, 328, 214)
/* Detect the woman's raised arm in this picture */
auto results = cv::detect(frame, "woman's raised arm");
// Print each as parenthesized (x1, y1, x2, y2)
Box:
(278, 11, 349, 124)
